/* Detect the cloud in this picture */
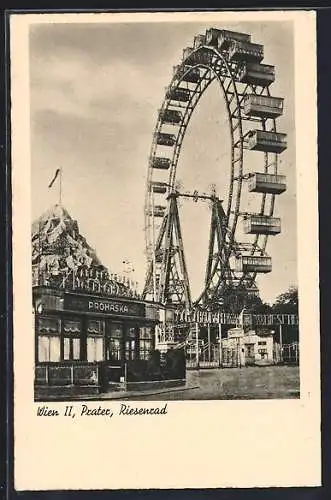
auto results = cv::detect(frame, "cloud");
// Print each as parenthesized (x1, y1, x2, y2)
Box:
(31, 54, 158, 119)
(30, 21, 195, 68)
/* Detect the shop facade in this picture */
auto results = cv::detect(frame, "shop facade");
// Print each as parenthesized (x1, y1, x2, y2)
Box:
(34, 286, 186, 399)
(32, 206, 186, 399)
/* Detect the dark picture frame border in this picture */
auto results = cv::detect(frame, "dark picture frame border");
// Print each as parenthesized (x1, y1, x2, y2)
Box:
(1, 4, 329, 500)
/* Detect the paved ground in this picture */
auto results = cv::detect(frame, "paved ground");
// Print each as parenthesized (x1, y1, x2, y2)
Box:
(36, 365, 300, 401)
(120, 365, 300, 401)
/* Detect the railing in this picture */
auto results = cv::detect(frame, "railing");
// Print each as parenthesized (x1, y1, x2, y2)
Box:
(185, 341, 299, 369)
(33, 268, 142, 301)
(186, 342, 221, 369)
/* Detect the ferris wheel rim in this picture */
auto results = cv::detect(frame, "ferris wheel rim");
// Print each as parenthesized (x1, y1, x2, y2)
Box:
(145, 45, 246, 256)
(144, 35, 282, 306)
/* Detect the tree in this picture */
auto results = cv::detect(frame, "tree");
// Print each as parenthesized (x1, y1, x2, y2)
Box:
(209, 284, 271, 314)
(271, 286, 299, 344)
(272, 286, 298, 314)
(245, 294, 272, 314)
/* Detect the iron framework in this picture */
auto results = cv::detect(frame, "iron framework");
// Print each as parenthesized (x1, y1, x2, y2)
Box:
(143, 28, 286, 311)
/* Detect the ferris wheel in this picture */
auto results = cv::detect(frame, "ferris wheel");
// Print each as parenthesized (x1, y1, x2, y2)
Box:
(142, 28, 287, 310)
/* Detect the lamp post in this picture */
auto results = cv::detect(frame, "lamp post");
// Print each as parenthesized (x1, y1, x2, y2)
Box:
(33, 300, 43, 366)
(207, 322, 211, 363)
(270, 329, 275, 364)
(212, 297, 224, 368)
(195, 321, 199, 369)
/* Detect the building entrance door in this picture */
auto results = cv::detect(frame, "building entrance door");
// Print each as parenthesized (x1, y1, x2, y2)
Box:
(245, 343, 255, 365)
(100, 322, 125, 389)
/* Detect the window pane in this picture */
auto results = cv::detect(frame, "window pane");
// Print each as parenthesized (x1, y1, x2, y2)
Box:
(109, 323, 123, 338)
(73, 338, 80, 360)
(140, 349, 151, 361)
(87, 337, 95, 362)
(140, 339, 152, 351)
(63, 338, 70, 360)
(63, 319, 81, 335)
(95, 338, 104, 362)
(139, 338, 152, 360)
(126, 326, 136, 339)
(139, 326, 153, 340)
(87, 319, 104, 335)
(109, 339, 121, 360)
(125, 341, 130, 360)
(125, 340, 135, 360)
(38, 336, 49, 362)
(49, 336, 60, 362)
(38, 317, 60, 335)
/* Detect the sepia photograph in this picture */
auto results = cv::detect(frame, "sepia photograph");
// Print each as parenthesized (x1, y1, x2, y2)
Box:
(11, 10, 320, 490)
(30, 18, 299, 402)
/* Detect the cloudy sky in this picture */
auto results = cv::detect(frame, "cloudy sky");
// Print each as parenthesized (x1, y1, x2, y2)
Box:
(29, 17, 296, 304)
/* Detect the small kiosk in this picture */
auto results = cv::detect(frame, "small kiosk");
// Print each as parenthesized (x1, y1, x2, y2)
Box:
(221, 327, 274, 367)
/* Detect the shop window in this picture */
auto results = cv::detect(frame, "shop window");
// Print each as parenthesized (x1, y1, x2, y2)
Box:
(63, 337, 81, 361)
(125, 326, 136, 360)
(140, 340, 152, 360)
(139, 326, 154, 360)
(87, 319, 104, 362)
(63, 318, 81, 361)
(125, 340, 135, 360)
(37, 316, 61, 362)
(87, 337, 104, 362)
(37, 316, 60, 335)
(38, 335, 61, 362)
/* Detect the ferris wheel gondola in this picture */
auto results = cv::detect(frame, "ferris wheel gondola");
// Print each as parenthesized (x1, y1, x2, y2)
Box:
(142, 28, 287, 310)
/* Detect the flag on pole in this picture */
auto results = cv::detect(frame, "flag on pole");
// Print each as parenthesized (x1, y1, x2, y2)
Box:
(48, 168, 61, 188)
